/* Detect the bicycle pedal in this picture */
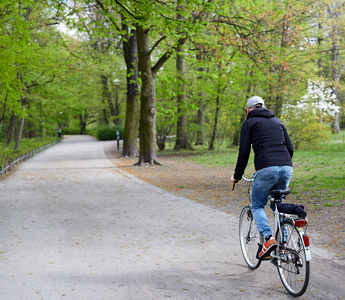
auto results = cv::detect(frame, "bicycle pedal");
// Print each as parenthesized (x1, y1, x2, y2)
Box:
(270, 258, 278, 266)
(262, 255, 271, 261)
(256, 244, 262, 260)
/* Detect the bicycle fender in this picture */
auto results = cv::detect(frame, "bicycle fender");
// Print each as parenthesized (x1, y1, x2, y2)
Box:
(305, 246, 312, 262)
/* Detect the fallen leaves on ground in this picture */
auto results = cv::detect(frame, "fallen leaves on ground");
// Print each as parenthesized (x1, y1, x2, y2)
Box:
(107, 150, 345, 261)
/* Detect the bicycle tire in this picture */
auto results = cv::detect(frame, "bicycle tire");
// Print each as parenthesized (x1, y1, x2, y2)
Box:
(275, 220, 310, 297)
(239, 205, 261, 269)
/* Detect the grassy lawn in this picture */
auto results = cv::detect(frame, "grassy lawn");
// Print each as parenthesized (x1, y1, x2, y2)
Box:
(160, 136, 345, 208)
(0, 137, 59, 166)
(292, 143, 345, 207)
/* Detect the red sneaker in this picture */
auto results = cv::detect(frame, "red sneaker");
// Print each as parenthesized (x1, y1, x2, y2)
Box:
(258, 237, 277, 259)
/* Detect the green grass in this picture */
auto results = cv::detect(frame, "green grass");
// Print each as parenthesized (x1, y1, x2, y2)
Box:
(159, 137, 345, 204)
(0, 137, 59, 166)
(160, 143, 255, 171)
(291, 142, 345, 204)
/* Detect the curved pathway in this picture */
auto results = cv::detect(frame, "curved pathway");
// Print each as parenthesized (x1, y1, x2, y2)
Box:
(0, 135, 343, 299)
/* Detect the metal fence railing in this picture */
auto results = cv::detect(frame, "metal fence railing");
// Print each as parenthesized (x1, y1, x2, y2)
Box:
(0, 140, 59, 179)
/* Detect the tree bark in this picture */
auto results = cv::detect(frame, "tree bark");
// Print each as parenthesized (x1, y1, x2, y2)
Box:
(7, 115, 17, 145)
(331, 34, 341, 134)
(14, 117, 25, 149)
(0, 95, 6, 136)
(135, 23, 187, 165)
(136, 25, 158, 165)
(80, 112, 87, 135)
(101, 75, 117, 125)
(209, 93, 220, 151)
(174, 44, 192, 150)
(122, 24, 140, 157)
(14, 98, 27, 149)
(194, 50, 207, 146)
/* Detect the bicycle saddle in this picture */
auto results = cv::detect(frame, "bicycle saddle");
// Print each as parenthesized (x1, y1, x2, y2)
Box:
(270, 188, 291, 196)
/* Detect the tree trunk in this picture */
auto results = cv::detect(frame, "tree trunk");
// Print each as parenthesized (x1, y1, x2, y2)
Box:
(156, 134, 166, 151)
(14, 98, 27, 149)
(28, 117, 36, 138)
(195, 102, 206, 146)
(209, 94, 220, 151)
(174, 43, 192, 150)
(136, 25, 158, 165)
(195, 51, 207, 146)
(14, 117, 25, 149)
(80, 112, 87, 135)
(331, 35, 340, 134)
(101, 75, 117, 125)
(122, 25, 140, 157)
(135, 22, 187, 164)
(233, 69, 255, 146)
(7, 115, 17, 145)
(0, 95, 6, 136)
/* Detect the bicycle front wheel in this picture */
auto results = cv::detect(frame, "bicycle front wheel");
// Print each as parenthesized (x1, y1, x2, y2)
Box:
(275, 220, 310, 297)
(239, 205, 261, 269)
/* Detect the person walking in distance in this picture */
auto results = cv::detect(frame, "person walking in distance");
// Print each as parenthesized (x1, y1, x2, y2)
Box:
(231, 96, 294, 259)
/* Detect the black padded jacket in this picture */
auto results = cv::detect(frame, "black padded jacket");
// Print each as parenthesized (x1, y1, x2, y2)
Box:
(234, 107, 294, 181)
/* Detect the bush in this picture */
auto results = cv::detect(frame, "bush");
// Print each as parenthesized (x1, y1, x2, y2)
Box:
(96, 126, 123, 141)
(282, 106, 330, 150)
(61, 127, 81, 135)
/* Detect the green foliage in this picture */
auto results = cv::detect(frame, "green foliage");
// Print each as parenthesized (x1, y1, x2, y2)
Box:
(282, 106, 330, 150)
(0, 137, 58, 166)
(61, 127, 82, 135)
(94, 125, 124, 141)
(0, 0, 344, 159)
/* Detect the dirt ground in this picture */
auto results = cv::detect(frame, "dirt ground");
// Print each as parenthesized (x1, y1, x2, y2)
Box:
(108, 150, 345, 262)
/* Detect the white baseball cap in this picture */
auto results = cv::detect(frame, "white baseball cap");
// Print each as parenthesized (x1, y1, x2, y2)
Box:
(246, 96, 264, 108)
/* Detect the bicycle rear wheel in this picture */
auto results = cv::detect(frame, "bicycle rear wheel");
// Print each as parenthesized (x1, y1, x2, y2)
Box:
(239, 205, 261, 269)
(275, 220, 310, 297)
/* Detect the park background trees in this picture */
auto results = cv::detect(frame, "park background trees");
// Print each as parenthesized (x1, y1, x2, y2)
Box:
(1, 0, 344, 161)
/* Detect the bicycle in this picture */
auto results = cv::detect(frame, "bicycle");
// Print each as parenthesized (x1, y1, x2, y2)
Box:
(236, 176, 311, 297)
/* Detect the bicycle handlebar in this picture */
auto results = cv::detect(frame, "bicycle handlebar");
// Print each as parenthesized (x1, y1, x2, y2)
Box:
(242, 176, 254, 182)
(232, 176, 254, 191)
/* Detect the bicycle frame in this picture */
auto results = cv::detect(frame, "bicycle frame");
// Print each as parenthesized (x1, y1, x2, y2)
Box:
(238, 176, 311, 296)
(241, 176, 311, 263)
(270, 199, 312, 262)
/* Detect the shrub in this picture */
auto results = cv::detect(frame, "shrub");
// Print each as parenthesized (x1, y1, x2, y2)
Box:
(61, 127, 81, 135)
(96, 126, 123, 141)
(282, 106, 330, 150)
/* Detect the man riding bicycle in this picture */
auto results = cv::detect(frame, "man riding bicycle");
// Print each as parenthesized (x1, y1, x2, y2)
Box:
(231, 96, 294, 259)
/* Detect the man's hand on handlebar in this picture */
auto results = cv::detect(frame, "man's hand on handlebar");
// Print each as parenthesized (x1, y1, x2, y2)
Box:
(231, 175, 239, 183)
(231, 175, 240, 190)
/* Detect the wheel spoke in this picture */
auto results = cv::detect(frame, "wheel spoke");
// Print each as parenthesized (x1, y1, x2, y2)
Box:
(239, 206, 261, 269)
(275, 221, 310, 297)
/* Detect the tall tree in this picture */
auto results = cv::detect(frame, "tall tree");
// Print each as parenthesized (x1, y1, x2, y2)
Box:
(174, 42, 192, 150)
(194, 49, 208, 146)
(213, 0, 312, 116)
(326, 1, 344, 134)
(121, 23, 140, 157)
(115, 1, 199, 164)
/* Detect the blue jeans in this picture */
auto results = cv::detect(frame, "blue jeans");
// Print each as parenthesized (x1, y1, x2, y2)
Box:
(251, 166, 293, 240)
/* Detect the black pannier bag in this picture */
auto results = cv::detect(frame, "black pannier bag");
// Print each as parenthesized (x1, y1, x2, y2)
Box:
(276, 203, 307, 218)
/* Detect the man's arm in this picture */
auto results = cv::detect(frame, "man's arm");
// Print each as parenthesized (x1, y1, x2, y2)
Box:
(232, 122, 251, 181)
(283, 126, 294, 159)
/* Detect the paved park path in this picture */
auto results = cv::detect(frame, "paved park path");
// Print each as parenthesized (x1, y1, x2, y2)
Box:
(1, 135, 344, 300)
